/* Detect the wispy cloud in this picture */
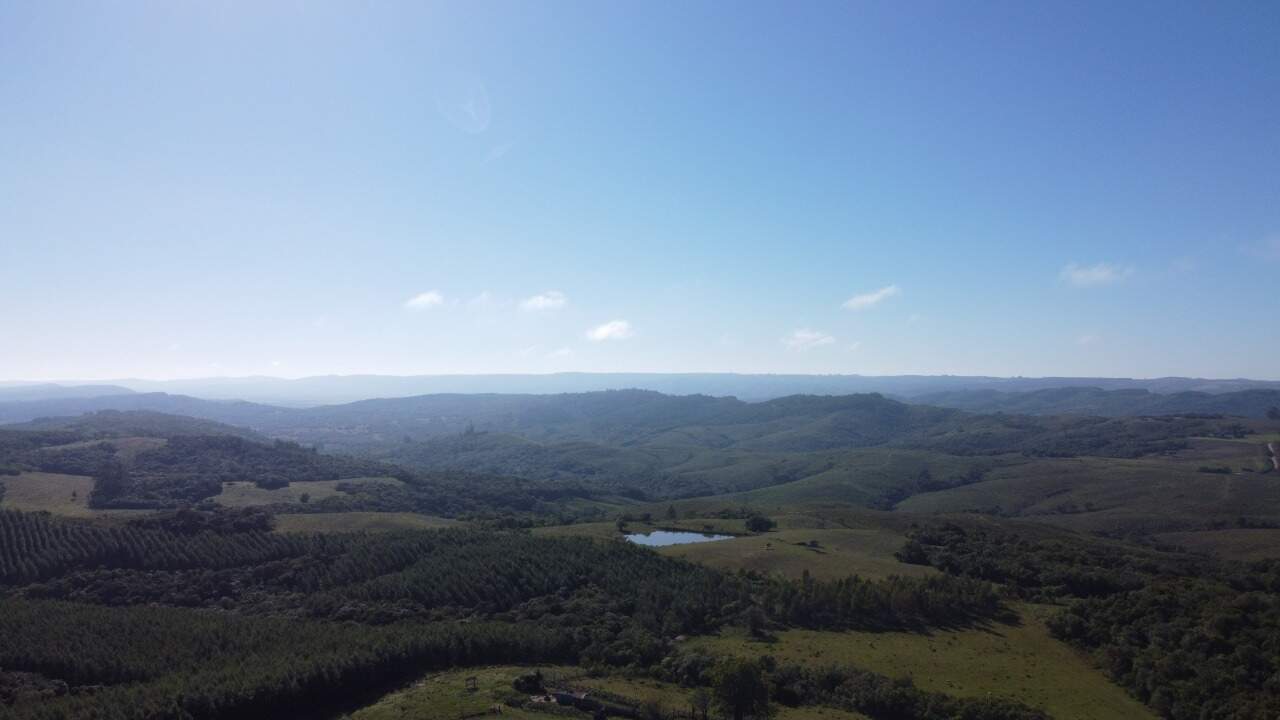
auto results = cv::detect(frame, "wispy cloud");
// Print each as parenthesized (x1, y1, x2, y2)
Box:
(436, 77, 490, 134)
(520, 290, 568, 311)
(586, 320, 633, 341)
(1060, 262, 1132, 287)
(482, 143, 514, 165)
(1077, 333, 1101, 346)
(1242, 236, 1280, 262)
(843, 284, 900, 310)
(547, 346, 573, 358)
(784, 328, 836, 351)
(404, 290, 445, 310)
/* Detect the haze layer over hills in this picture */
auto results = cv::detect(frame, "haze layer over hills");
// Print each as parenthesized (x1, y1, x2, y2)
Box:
(7, 372, 1279, 406)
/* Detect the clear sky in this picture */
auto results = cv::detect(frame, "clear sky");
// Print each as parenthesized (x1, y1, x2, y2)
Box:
(2, 2, 1277, 381)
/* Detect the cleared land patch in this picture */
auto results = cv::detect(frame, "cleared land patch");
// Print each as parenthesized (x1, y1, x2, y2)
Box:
(537, 508, 932, 581)
(350, 665, 572, 720)
(352, 665, 870, 720)
(274, 512, 459, 533)
(658, 525, 933, 581)
(0, 472, 97, 516)
(215, 476, 404, 508)
(692, 605, 1155, 720)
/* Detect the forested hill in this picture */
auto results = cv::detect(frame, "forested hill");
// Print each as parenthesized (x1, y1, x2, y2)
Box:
(0, 392, 283, 427)
(2, 390, 1269, 457)
(913, 386, 1280, 418)
(8, 410, 266, 441)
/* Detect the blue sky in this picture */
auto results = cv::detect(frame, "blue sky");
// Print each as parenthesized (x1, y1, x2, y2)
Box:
(1, 2, 1277, 381)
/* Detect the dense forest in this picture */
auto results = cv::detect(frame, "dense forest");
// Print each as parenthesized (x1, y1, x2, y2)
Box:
(899, 521, 1280, 719)
(0, 508, 1042, 719)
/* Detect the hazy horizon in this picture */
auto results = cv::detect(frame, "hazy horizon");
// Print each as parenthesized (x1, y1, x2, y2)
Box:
(8, 370, 1280, 385)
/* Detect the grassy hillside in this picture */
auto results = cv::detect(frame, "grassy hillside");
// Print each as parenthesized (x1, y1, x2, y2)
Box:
(692, 609, 1156, 720)
(1, 472, 100, 517)
(9, 409, 264, 440)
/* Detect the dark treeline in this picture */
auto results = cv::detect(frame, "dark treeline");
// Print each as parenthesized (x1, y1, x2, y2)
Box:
(769, 660, 1047, 720)
(900, 521, 1280, 719)
(658, 651, 1046, 720)
(759, 570, 1005, 630)
(0, 429, 91, 476)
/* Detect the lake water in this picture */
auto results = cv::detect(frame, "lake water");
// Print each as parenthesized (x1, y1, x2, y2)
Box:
(625, 530, 733, 547)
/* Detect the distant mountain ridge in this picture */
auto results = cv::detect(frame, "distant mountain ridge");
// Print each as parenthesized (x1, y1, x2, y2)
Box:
(1, 384, 1277, 434)
(18, 373, 1279, 405)
(0, 383, 136, 402)
(915, 386, 1280, 417)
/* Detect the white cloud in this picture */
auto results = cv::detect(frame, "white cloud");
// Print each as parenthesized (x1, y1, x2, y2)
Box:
(1060, 262, 1132, 287)
(468, 290, 495, 308)
(404, 290, 445, 310)
(784, 328, 836, 351)
(848, 341, 862, 352)
(547, 346, 573, 358)
(1077, 333, 1101, 346)
(520, 290, 568, 311)
(586, 320, 633, 341)
(843, 284, 900, 310)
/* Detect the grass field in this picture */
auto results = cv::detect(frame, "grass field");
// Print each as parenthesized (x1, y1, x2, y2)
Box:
(215, 476, 404, 508)
(536, 509, 931, 581)
(895, 454, 1280, 534)
(692, 605, 1154, 720)
(658, 524, 933, 581)
(274, 512, 459, 533)
(347, 665, 576, 720)
(577, 674, 871, 720)
(733, 449, 1001, 510)
(349, 665, 871, 720)
(0, 472, 97, 516)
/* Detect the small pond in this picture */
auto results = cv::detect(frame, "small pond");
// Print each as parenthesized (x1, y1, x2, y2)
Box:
(624, 530, 734, 547)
